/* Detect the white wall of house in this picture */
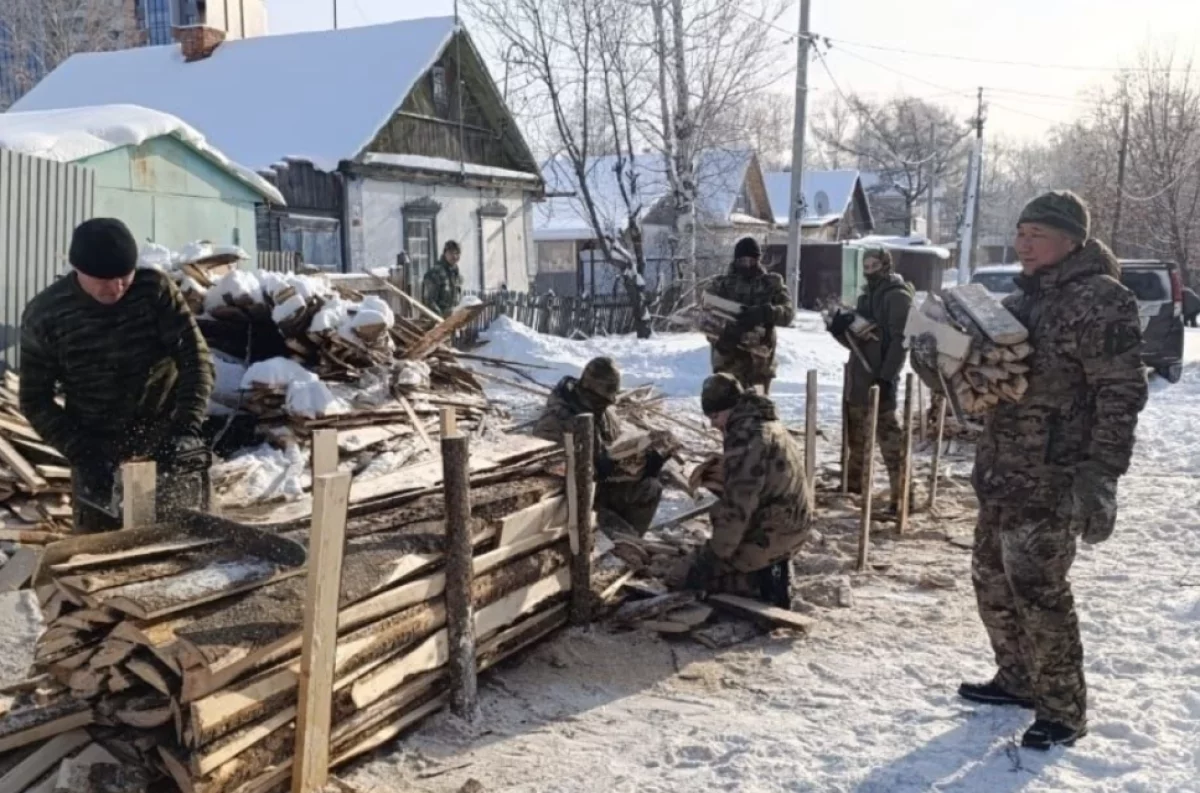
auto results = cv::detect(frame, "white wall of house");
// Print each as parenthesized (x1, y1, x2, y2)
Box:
(346, 177, 534, 292)
(201, 0, 269, 39)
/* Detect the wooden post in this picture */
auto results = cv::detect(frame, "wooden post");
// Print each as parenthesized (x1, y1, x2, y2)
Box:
(926, 399, 948, 512)
(805, 369, 817, 495)
(121, 461, 157, 530)
(856, 385, 880, 573)
(840, 363, 851, 494)
(917, 380, 928, 444)
(291, 471, 350, 793)
(440, 410, 478, 721)
(898, 374, 915, 534)
(311, 428, 338, 479)
(566, 413, 595, 625)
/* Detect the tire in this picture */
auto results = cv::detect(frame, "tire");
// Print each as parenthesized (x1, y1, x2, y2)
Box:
(1156, 363, 1183, 384)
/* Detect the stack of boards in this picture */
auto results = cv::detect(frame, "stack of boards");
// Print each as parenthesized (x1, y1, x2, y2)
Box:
(0, 442, 575, 793)
(0, 372, 72, 545)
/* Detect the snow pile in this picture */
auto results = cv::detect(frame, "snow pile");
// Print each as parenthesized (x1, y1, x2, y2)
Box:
(204, 269, 264, 312)
(285, 380, 350, 420)
(138, 242, 174, 271)
(241, 358, 318, 391)
(215, 442, 310, 506)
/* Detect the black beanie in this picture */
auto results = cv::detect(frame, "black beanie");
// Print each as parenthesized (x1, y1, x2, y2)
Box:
(69, 218, 138, 279)
(733, 237, 761, 260)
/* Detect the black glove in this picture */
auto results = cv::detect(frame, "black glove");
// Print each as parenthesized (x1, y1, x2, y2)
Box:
(873, 378, 896, 404)
(155, 433, 207, 471)
(829, 310, 855, 337)
(684, 544, 721, 591)
(595, 449, 616, 482)
(74, 455, 116, 506)
(1067, 462, 1119, 544)
(643, 449, 667, 479)
(737, 304, 771, 329)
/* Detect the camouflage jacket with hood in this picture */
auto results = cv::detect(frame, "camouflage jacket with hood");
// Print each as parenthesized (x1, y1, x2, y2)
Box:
(708, 264, 796, 385)
(972, 239, 1148, 507)
(532, 376, 622, 466)
(710, 392, 812, 572)
(841, 272, 914, 406)
(421, 257, 463, 318)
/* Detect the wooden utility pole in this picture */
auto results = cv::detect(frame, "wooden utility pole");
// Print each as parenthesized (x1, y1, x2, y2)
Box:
(440, 408, 479, 721)
(566, 414, 595, 624)
(784, 0, 813, 303)
(898, 374, 915, 533)
(1112, 99, 1131, 255)
(957, 88, 985, 285)
(856, 385, 880, 572)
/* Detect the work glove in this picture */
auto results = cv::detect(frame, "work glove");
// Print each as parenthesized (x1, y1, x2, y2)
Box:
(74, 456, 116, 509)
(154, 433, 208, 471)
(873, 378, 896, 404)
(738, 304, 772, 330)
(642, 449, 667, 479)
(828, 310, 855, 338)
(595, 449, 617, 482)
(1067, 462, 1119, 544)
(684, 543, 721, 592)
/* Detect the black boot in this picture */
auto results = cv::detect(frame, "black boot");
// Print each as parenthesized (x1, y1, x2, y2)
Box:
(756, 560, 792, 608)
(958, 680, 1035, 709)
(1021, 719, 1087, 750)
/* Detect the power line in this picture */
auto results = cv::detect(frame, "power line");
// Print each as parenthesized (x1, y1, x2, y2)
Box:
(986, 99, 1063, 126)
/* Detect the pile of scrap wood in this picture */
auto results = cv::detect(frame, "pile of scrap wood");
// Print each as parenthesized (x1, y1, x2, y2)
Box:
(694, 292, 768, 363)
(0, 371, 72, 543)
(905, 284, 1031, 416)
(0, 443, 573, 793)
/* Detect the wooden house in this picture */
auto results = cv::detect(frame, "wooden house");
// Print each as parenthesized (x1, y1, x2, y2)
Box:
(13, 16, 544, 289)
(763, 169, 874, 242)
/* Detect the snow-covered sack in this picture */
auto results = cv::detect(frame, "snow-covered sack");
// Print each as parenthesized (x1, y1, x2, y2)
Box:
(241, 357, 318, 391)
(285, 380, 350, 419)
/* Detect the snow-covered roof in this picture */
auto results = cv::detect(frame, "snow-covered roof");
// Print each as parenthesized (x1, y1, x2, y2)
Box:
(0, 104, 283, 203)
(534, 148, 758, 241)
(764, 169, 863, 227)
(362, 153, 539, 184)
(850, 234, 951, 260)
(10, 16, 459, 173)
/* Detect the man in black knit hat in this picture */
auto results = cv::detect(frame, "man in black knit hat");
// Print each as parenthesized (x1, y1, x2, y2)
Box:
(706, 236, 795, 394)
(20, 218, 214, 532)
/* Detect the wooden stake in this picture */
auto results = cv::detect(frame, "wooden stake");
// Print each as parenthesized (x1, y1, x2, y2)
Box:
(292, 471, 350, 793)
(439, 407, 457, 438)
(918, 380, 927, 443)
(805, 369, 817, 496)
(840, 363, 851, 494)
(898, 374, 915, 534)
(926, 399, 948, 512)
(440, 419, 478, 721)
(311, 429, 338, 478)
(568, 413, 595, 625)
(857, 385, 880, 573)
(121, 461, 157, 530)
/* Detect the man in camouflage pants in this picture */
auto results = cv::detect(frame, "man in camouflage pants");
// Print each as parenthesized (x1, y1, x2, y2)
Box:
(20, 219, 214, 533)
(533, 357, 664, 535)
(707, 237, 795, 394)
(828, 248, 913, 510)
(421, 240, 463, 318)
(962, 191, 1147, 750)
(684, 374, 812, 607)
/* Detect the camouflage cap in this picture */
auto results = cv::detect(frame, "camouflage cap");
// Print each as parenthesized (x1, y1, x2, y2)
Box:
(579, 357, 621, 403)
(701, 373, 744, 415)
(1018, 190, 1090, 241)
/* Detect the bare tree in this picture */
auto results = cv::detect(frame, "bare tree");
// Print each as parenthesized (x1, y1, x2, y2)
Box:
(0, 0, 141, 110)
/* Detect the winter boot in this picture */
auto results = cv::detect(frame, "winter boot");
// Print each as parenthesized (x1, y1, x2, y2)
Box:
(1021, 719, 1088, 750)
(958, 680, 1035, 709)
(755, 559, 792, 608)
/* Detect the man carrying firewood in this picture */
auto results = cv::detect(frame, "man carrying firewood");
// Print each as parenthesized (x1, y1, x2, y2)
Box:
(683, 373, 811, 606)
(827, 247, 913, 511)
(707, 237, 795, 394)
(421, 240, 463, 318)
(533, 357, 665, 535)
(961, 191, 1148, 750)
(19, 219, 214, 533)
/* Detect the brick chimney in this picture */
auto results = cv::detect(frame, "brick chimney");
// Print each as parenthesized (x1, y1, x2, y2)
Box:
(172, 25, 226, 63)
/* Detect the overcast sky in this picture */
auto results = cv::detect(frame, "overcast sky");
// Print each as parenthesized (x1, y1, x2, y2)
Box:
(268, 0, 1200, 141)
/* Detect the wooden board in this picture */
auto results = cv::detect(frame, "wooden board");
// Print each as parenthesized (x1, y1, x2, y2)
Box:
(50, 742, 118, 793)
(8, 437, 66, 464)
(707, 594, 815, 633)
(0, 702, 93, 754)
(0, 416, 41, 443)
(0, 436, 47, 492)
(496, 495, 567, 547)
(944, 283, 1028, 346)
(336, 425, 408, 454)
(0, 547, 41, 592)
(404, 304, 487, 360)
(49, 538, 218, 574)
(903, 306, 973, 361)
(96, 558, 291, 620)
(0, 730, 89, 793)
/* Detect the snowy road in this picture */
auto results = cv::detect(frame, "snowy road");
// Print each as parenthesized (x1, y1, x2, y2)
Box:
(344, 320, 1200, 793)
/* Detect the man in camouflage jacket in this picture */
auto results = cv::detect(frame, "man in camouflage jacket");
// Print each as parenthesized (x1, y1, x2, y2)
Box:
(685, 373, 812, 606)
(961, 191, 1148, 750)
(707, 237, 795, 393)
(20, 219, 214, 533)
(421, 240, 463, 318)
(828, 248, 914, 509)
(533, 357, 664, 535)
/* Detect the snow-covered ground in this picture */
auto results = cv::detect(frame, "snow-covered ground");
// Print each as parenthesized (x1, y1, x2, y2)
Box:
(343, 321, 1200, 793)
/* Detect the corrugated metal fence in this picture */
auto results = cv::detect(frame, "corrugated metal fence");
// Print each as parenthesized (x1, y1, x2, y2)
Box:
(0, 150, 95, 370)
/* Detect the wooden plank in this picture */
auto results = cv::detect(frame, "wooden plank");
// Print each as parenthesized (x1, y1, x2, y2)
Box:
(568, 414, 595, 625)
(366, 271, 442, 323)
(707, 594, 815, 633)
(0, 547, 41, 592)
(404, 304, 487, 360)
(48, 537, 217, 574)
(311, 429, 338, 479)
(8, 437, 65, 464)
(336, 425, 407, 454)
(858, 385, 879, 573)
(944, 283, 1028, 345)
(898, 373, 915, 534)
(0, 730, 89, 793)
(805, 369, 817, 498)
(0, 529, 60, 544)
(0, 436, 47, 492)
(497, 495, 567, 548)
(397, 396, 434, 454)
(0, 416, 41, 443)
(0, 703, 93, 754)
(120, 461, 157, 531)
(34, 466, 70, 481)
(96, 557, 287, 620)
(440, 430, 477, 721)
(926, 399, 948, 511)
(840, 363, 851, 494)
(291, 471, 351, 793)
(51, 743, 117, 793)
(903, 305, 973, 360)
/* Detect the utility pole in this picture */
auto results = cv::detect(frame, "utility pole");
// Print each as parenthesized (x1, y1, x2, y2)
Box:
(784, 0, 812, 304)
(925, 121, 937, 243)
(1112, 99, 1131, 255)
(333, 0, 338, 29)
(957, 87, 985, 285)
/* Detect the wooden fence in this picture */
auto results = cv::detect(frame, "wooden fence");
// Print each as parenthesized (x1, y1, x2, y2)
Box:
(457, 291, 649, 347)
(258, 250, 303, 273)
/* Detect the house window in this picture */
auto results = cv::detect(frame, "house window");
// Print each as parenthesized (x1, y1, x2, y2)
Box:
(280, 215, 342, 271)
(431, 65, 449, 115)
(404, 216, 436, 280)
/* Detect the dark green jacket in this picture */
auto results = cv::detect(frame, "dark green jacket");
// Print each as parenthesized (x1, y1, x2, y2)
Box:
(841, 273, 914, 407)
(19, 269, 213, 464)
(421, 257, 463, 318)
(708, 264, 796, 386)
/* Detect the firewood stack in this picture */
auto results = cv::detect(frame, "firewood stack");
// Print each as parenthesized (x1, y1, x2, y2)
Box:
(0, 371, 73, 544)
(0, 449, 575, 793)
(906, 284, 1032, 417)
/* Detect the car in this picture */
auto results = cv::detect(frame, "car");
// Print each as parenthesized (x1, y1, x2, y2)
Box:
(968, 260, 1185, 383)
